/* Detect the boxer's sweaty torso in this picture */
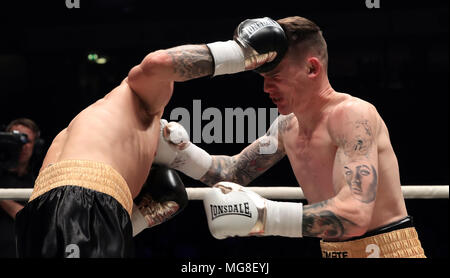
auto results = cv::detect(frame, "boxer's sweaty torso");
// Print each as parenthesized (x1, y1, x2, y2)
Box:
(42, 80, 160, 198)
(282, 93, 408, 234)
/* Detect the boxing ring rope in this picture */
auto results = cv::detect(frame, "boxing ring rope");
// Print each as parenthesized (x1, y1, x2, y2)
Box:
(0, 185, 448, 201)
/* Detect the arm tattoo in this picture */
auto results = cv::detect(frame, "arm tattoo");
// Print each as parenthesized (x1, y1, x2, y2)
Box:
(235, 142, 285, 184)
(277, 113, 294, 134)
(200, 115, 290, 186)
(303, 200, 358, 240)
(342, 120, 373, 158)
(344, 163, 377, 203)
(166, 45, 213, 80)
(200, 155, 235, 186)
(200, 141, 285, 186)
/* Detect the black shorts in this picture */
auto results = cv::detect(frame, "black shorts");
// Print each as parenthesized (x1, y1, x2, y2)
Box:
(15, 185, 134, 258)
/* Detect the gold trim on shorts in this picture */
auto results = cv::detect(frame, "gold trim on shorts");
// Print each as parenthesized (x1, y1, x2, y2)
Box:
(29, 159, 133, 216)
(320, 227, 426, 258)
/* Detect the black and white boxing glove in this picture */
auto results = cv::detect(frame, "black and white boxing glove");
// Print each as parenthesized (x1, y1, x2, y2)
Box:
(203, 182, 303, 239)
(153, 119, 212, 180)
(207, 17, 287, 75)
(131, 165, 188, 236)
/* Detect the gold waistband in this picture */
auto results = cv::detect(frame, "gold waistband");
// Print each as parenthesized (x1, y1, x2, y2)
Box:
(29, 160, 133, 216)
(320, 227, 426, 258)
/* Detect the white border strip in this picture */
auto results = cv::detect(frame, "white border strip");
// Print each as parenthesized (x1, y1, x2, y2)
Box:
(1, 185, 448, 201)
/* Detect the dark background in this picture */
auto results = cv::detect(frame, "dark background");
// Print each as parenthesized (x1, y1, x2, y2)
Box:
(0, 0, 447, 263)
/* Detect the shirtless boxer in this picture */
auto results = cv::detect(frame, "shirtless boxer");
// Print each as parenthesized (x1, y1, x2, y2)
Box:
(15, 18, 285, 257)
(156, 16, 426, 258)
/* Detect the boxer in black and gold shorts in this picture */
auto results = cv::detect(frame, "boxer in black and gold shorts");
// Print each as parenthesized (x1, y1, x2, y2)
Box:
(320, 216, 426, 258)
(15, 160, 134, 258)
(13, 16, 274, 257)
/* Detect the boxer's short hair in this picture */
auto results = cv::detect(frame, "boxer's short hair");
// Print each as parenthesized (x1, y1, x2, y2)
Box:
(277, 16, 328, 71)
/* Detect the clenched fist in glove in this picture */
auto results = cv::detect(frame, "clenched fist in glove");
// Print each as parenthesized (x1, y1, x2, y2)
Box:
(203, 182, 303, 239)
(153, 119, 212, 180)
(131, 164, 188, 236)
(207, 17, 288, 75)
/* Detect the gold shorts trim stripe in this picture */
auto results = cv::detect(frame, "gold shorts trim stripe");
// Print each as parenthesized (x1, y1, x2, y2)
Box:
(320, 227, 426, 258)
(29, 160, 133, 216)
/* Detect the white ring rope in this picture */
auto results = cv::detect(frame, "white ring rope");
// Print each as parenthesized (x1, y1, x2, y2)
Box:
(0, 185, 448, 201)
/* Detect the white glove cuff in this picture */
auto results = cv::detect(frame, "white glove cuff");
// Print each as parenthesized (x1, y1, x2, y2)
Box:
(131, 204, 147, 237)
(207, 40, 245, 76)
(265, 200, 303, 238)
(176, 143, 212, 180)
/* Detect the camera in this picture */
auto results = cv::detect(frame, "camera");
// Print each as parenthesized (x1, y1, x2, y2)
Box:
(0, 131, 29, 170)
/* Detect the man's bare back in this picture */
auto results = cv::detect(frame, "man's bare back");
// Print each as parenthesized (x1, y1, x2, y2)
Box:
(40, 45, 215, 199)
(41, 81, 160, 198)
(282, 92, 407, 234)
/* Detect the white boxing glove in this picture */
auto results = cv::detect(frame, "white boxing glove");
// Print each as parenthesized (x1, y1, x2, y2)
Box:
(154, 119, 212, 180)
(203, 181, 303, 239)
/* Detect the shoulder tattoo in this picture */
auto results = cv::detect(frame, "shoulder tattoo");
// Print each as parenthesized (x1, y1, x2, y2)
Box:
(341, 119, 374, 158)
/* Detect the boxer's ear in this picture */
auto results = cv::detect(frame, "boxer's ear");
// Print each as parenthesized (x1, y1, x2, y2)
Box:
(307, 57, 321, 77)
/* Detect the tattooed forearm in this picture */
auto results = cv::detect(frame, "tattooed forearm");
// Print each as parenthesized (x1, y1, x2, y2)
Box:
(303, 210, 345, 239)
(235, 142, 285, 183)
(166, 45, 214, 81)
(200, 155, 236, 186)
(303, 200, 358, 240)
(200, 114, 288, 186)
(200, 140, 285, 186)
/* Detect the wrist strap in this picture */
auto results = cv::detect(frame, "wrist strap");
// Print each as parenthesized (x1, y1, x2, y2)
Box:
(265, 200, 303, 237)
(173, 143, 212, 180)
(131, 204, 147, 237)
(207, 40, 245, 76)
